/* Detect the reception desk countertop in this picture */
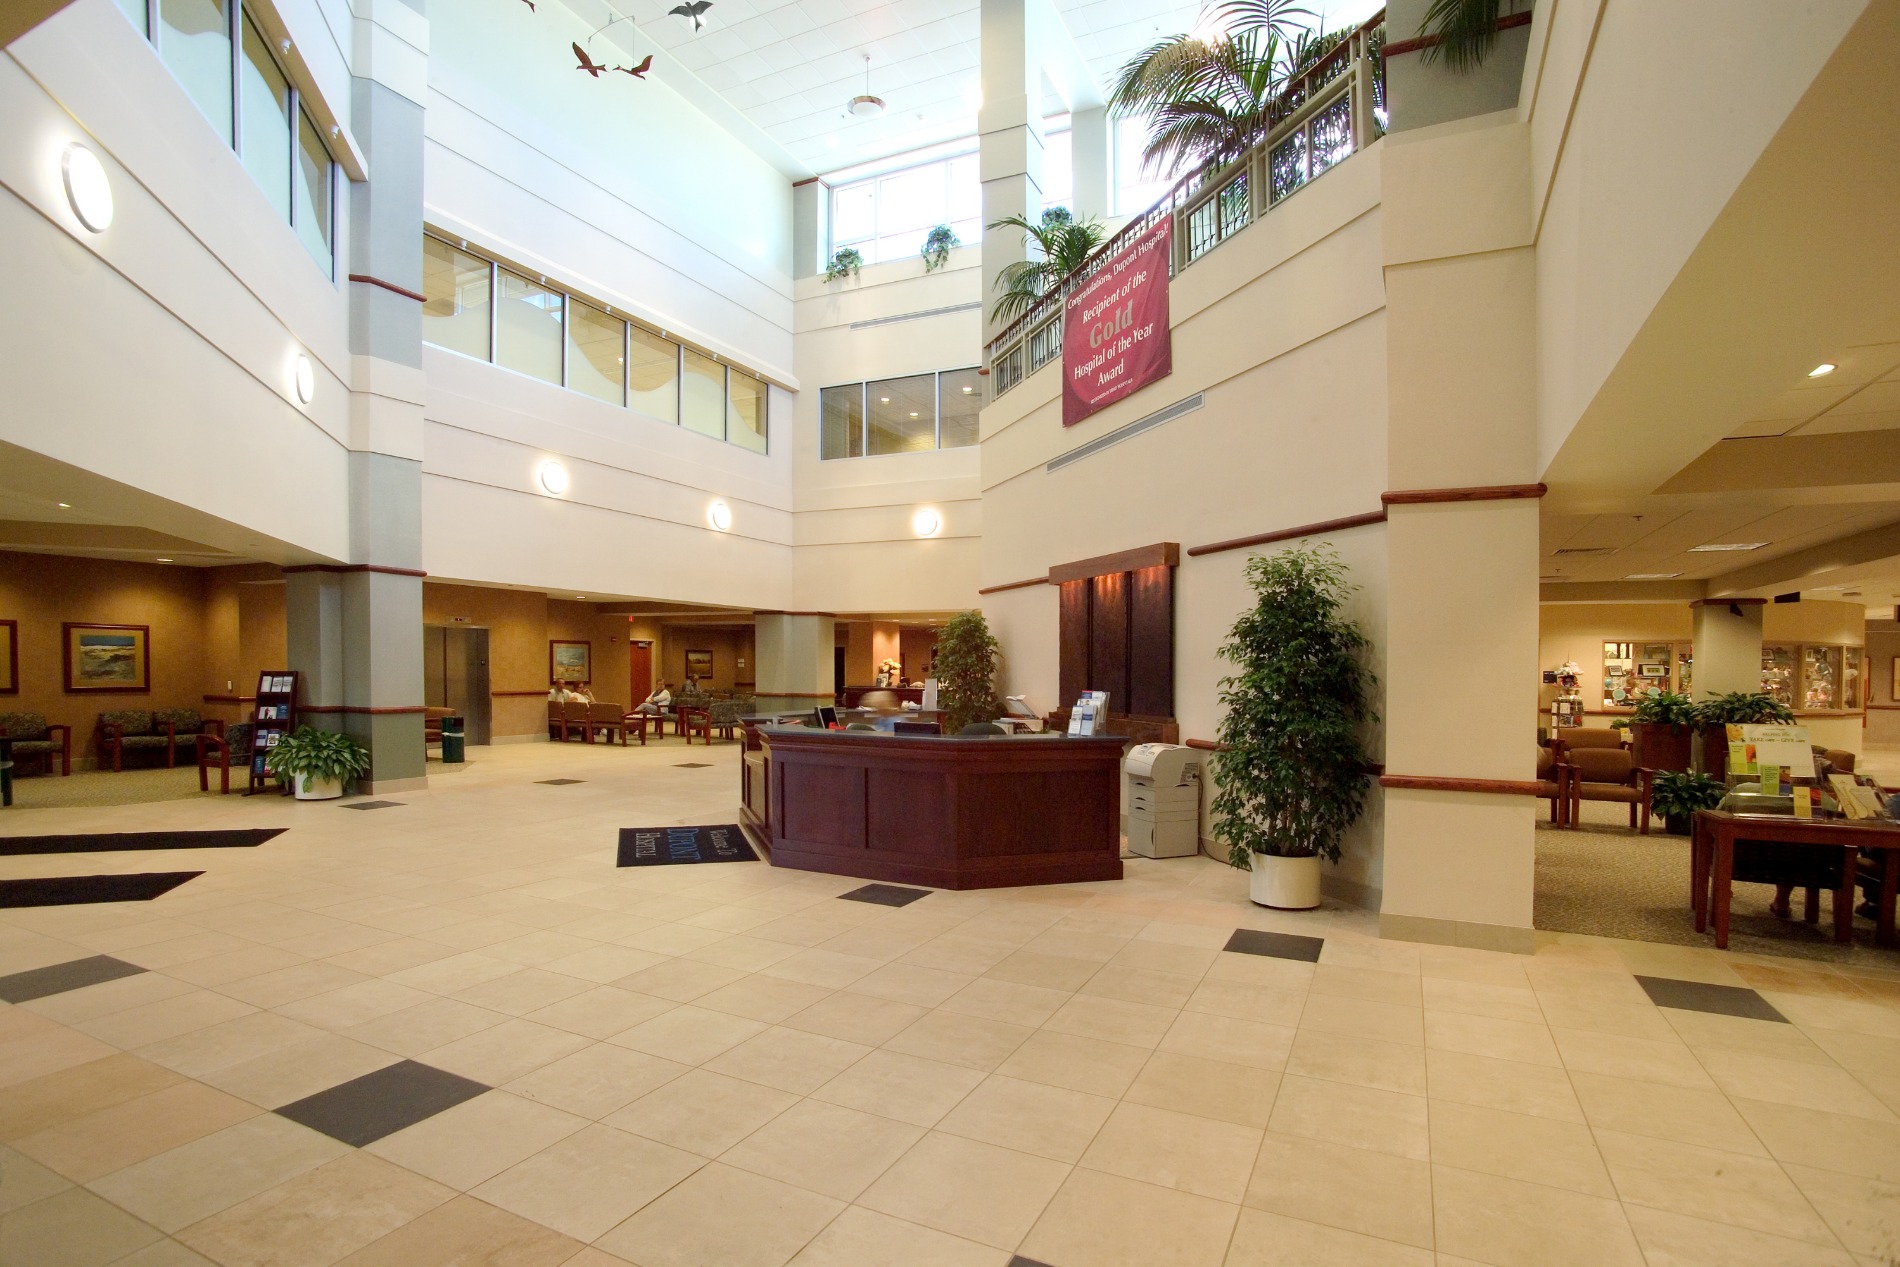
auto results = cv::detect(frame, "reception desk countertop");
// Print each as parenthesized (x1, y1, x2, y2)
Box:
(743, 727, 1126, 890)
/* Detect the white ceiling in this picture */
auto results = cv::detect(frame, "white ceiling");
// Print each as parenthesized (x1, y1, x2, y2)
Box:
(565, 0, 1382, 175)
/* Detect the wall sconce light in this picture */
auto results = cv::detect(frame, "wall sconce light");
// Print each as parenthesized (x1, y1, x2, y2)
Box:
(293, 354, 315, 405)
(61, 142, 113, 233)
(912, 507, 942, 538)
(537, 460, 570, 495)
(708, 500, 733, 532)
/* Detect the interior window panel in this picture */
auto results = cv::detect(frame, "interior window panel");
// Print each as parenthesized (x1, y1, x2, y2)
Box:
(681, 348, 725, 439)
(293, 108, 332, 267)
(159, 0, 232, 143)
(727, 370, 768, 453)
(565, 299, 625, 406)
(937, 368, 981, 448)
(866, 374, 937, 455)
(495, 269, 563, 384)
(238, 12, 292, 220)
(420, 237, 492, 360)
(627, 326, 680, 423)
(821, 384, 865, 459)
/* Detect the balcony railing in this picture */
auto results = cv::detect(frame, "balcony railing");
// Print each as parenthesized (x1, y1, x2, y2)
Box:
(987, 10, 1385, 399)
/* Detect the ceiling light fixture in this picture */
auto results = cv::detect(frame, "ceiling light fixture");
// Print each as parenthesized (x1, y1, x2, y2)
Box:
(56, 502, 71, 509)
(293, 354, 315, 405)
(1624, 572, 1683, 579)
(708, 500, 732, 532)
(1688, 542, 1768, 552)
(912, 508, 941, 538)
(61, 142, 113, 233)
(849, 54, 885, 119)
(155, 557, 173, 563)
(1808, 363, 1836, 377)
(537, 460, 570, 495)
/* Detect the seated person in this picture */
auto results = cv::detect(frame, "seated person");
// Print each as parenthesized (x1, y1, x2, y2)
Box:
(634, 682, 673, 715)
(549, 681, 577, 702)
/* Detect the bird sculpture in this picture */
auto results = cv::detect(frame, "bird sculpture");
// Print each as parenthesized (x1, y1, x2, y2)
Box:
(668, 1, 712, 32)
(614, 54, 653, 78)
(573, 42, 611, 76)
(518, 0, 534, 10)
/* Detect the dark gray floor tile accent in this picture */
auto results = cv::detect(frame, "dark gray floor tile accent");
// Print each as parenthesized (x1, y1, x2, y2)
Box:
(341, 800, 403, 811)
(0, 955, 148, 1003)
(535, 779, 586, 785)
(275, 1060, 488, 1147)
(1223, 928, 1325, 962)
(0, 873, 202, 908)
(1636, 975, 1787, 1023)
(0, 829, 283, 856)
(1009, 1257, 1057, 1267)
(840, 883, 932, 908)
(674, 763, 712, 769)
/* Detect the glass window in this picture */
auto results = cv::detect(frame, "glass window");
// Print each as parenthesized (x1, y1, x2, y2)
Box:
(832, 182, 875, 251)
(565, 300, 625, 406)
(627, 327, 679, 423)
(1803, 645, 1842, 711)
(421, 237, 492, 359)
(681, 349, 725, 439)
(1761, 645, 1797, 708)
(1677, 645, 1693, 697)
(160, 0, 231, 142)
(1844, 646, 1862, 710)
(114, 0, 148, 36)
(1115, 114, 1174, 215)
(727, 371, 767, 454)
(820, 385, 864, 460)
(938, 368, 981, 448)
(496, 270, 563, 384)
(867, 374, 937, 455)
(1602, 642, 1634, 707)
(293, 108, 332, 268)
(238, 13, 291, 220)
(947, 153, 980, 224)
(1041, 129, 1073, 213)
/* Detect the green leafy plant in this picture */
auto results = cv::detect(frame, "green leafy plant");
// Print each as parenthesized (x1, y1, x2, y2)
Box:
(934, 611, 1004, 734)
(1630, 691, 1696, 727)
(1694, 692, 1796, 727)
(1213, 545, 1376, 867)
(1649, 770, 1725, 822)
(920, 225, 958, 272)
(985, 207, 1107, 325)
(823, 247, 863, 282)
(265, 726, 371, 788)
(1608, 718, 1631, 732)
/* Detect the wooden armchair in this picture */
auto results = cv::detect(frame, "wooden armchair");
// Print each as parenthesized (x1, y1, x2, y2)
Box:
(197, 722, 258, 795)
(1535, 745, 1573, 827)
(1566, 744, 1655, 833)
(0, 712, 71, 777)
(562, 699, 592, 742)
(548, 700, 569, 742)
(588, 702, 628, 746)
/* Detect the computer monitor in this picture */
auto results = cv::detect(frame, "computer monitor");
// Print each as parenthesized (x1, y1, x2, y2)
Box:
(812, 705, 839, 729)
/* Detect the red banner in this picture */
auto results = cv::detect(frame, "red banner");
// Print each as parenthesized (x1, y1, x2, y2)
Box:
(1062, 217, 1173, 427)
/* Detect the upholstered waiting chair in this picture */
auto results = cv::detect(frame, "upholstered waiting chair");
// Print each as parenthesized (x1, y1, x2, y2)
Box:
(100, 710, 206, 772)
(197, 723, 257, 795)
(562, 699, 592, 742)
(1534, 746, 1572, 827)
(0, 712, 72, 777)
(1554, 727, 1625, 756)
(1566, 743, 1654, 833)
(588, 701, 627, 746)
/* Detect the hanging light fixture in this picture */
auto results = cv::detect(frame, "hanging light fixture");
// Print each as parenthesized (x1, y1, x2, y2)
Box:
(849, 53, 885, 119)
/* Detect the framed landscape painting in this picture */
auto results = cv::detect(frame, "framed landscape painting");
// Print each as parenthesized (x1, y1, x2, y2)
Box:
(63, 623, 149, 693)
(685, 649, 713, 681)
(550, 639, 591, 685)
(0, 620, 15, 694)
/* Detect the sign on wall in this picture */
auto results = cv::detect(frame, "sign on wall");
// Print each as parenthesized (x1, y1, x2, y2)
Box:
(1062, 218, 1173, 427)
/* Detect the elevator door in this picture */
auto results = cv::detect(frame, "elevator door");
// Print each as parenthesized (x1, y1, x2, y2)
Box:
(426, 625, 491, 746)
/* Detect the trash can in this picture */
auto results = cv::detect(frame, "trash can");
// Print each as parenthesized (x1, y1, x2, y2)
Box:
(440, 715, 466, 764)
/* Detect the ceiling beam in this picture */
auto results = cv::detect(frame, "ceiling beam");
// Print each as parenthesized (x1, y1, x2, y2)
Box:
(1708, 517, 1900, 596)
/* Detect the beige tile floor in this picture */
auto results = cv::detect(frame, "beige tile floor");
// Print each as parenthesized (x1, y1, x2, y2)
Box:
(1, 739, 1898, 1267)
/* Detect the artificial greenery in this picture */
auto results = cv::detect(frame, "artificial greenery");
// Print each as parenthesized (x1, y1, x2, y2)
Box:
(921, 225, 959, 272)
(1648, 770, 1725, 822)
(1213, 545, 1376, 867)
(265, 726, 371, 788)
(1608, 718, 1631, 732)
(1418, 0, 1504, 71)
(985, 207, 1107, 325)
(934, 611, 1004, 734)
(1693, 692, 1796, 727)
(823, 247, 863, 282)
(1630, 691, 1696, 727)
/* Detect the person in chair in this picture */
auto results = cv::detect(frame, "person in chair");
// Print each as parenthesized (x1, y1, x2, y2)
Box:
(634, 681, 672, 715)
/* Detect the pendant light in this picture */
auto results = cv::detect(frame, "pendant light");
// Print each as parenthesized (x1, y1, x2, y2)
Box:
(849, 53, 886, 119)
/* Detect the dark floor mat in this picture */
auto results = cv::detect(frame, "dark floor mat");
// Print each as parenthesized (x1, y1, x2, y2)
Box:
(0, 872, 202, 907)
(617, 825, 755, 866)
(0, 829, 283, 857)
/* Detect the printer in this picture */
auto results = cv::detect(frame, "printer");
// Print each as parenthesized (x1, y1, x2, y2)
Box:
(1123, 743, 1203, 858)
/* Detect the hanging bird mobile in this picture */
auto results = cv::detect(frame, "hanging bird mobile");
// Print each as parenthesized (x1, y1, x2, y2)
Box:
(572, 41, 613, 76)
(615, 54, 653, 78)
(668, 1, 712, 33)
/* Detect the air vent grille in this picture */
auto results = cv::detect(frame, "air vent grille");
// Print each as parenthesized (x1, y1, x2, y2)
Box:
(1552, 547, 1616, 556)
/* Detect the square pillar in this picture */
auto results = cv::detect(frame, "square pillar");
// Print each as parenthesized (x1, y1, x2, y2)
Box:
(1070, 106, 1111, 222)
(756, 614, 837, 714)
(1691, 598, 1765, 699)
(980, 0, 1043, 344)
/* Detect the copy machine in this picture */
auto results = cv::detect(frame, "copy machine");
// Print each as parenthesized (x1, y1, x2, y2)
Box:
(1123, 743, 1203, 858)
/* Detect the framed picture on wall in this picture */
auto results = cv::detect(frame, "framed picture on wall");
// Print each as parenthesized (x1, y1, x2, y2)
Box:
(686, 650, 713, 681)
(550, 640, 592, 685)
(0, 620, 15, 693)
(62, 623, 150, 693)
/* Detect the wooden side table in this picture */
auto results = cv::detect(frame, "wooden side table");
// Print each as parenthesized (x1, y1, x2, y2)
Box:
(1691, 809, 1900, 949)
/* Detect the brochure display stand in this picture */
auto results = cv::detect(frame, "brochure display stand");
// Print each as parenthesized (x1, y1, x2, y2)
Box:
(248, 671, 300, 796)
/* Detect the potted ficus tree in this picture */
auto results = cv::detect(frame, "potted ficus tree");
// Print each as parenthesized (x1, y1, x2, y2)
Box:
(1692, 691, 1795, 782)
(1214, 545, 1376, 910)
(1628, 690, 1695, 773)
(920, 225, 958, 272)
(265, 726, 372, 800)
(934, 610, 1004, 734)
(1648, 770, 1725, 836)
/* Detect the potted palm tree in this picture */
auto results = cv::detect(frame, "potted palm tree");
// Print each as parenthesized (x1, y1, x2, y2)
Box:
(1628, 691, 1695, 773)
(986, 208, 1107, 325)
(265, 726, 372, 800)
(1214, 545, 1376, 909)
(934, 611, 1004, 734)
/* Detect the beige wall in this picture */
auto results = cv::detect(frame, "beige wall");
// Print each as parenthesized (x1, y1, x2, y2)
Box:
(658, 626, 756, 693)
(1867, 620, 1900, 746)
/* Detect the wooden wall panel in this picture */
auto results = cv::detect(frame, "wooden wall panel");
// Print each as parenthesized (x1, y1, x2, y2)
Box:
(1058, 580, 1091, 706)
(1089, 572, 1130, 709)
(1128, 565, 1174, 718)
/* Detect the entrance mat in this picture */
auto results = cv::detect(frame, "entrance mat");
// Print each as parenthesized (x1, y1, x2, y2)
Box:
(617, 825, 755, 867)
(1222, 928, 1325, 962)
(0, 829, 283, 857)
(0, 955, 148, 1003)
(0, 872, 202, 907)
(840, 883, 932, 908)
(276, 1060, 489, 1147)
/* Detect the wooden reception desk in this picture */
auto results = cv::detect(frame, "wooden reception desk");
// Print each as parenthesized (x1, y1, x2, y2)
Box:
(740, 726, 1127, 889)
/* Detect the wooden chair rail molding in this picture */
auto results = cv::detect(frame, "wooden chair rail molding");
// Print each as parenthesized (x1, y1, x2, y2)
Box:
(492, 689, 554, 698)
(1380, 774, 1546, 796)
(977, 577, 1053, 596)
(1047, 542, 1179, 585)
(1186, 510, 1386, 558)
(300, 704, 428, 716)
(281, 563, 429, 578)
(1381, 483, 1547, 506)
(1185, 739, 1385, 777)
(202, 694, 257, 704)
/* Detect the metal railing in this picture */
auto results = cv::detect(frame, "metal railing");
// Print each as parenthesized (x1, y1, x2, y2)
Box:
(987, 11, 1385, 399)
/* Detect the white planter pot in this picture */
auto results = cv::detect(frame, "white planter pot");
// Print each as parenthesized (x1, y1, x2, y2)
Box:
(293, 774, 344, 801)
(1249, 853, 1322, 910)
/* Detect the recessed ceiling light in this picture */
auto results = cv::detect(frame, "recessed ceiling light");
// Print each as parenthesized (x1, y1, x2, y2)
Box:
(911, 508, 941, 537)
(1624, 572, 1683, 579)
(961, 385, 973, 393)
(61, 142, 113, 232)
(909, 411, 919, 418)
(56, 502, 71, 509)
(1808, 363, 1836, 377)
(155, 557, 173, 563)
(537, 460, 570, 495)
(575, 594, 586, 599)
(708, 500, 732, 532)
(1688, 542, 1769, 552)
(879, 397, 890, 403)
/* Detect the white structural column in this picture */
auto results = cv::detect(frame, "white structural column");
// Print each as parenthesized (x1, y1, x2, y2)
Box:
(755, 614, 838, 715)
(979, 0, 1043, 344)
(1070, 106, 1111, 222)
(1691, 598, 1766, 699)
(1376, 117, 1542, 954)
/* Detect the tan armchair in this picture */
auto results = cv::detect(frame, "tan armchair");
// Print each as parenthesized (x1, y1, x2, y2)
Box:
(588, 701, 628, 746)
(1565, 744, 1654, 832)
(1535, 746, 1573, 827)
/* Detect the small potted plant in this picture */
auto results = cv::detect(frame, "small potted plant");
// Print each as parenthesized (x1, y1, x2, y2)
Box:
(265, 726, 372, 800)
(1628, 690, 1695, 773)
(1692, 691, 1795, 781)
(824, 247, 863, 282)
(920, 225, 958, 272)
(1214, 546, 1376, 910)
(1648, 770, 1724, 836)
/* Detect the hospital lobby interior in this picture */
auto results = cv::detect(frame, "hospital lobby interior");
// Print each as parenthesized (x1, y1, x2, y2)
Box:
(3, 0, 1900, 1264)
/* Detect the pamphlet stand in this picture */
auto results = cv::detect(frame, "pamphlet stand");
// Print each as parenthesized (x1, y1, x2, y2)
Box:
(247, 670, 300, 796)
